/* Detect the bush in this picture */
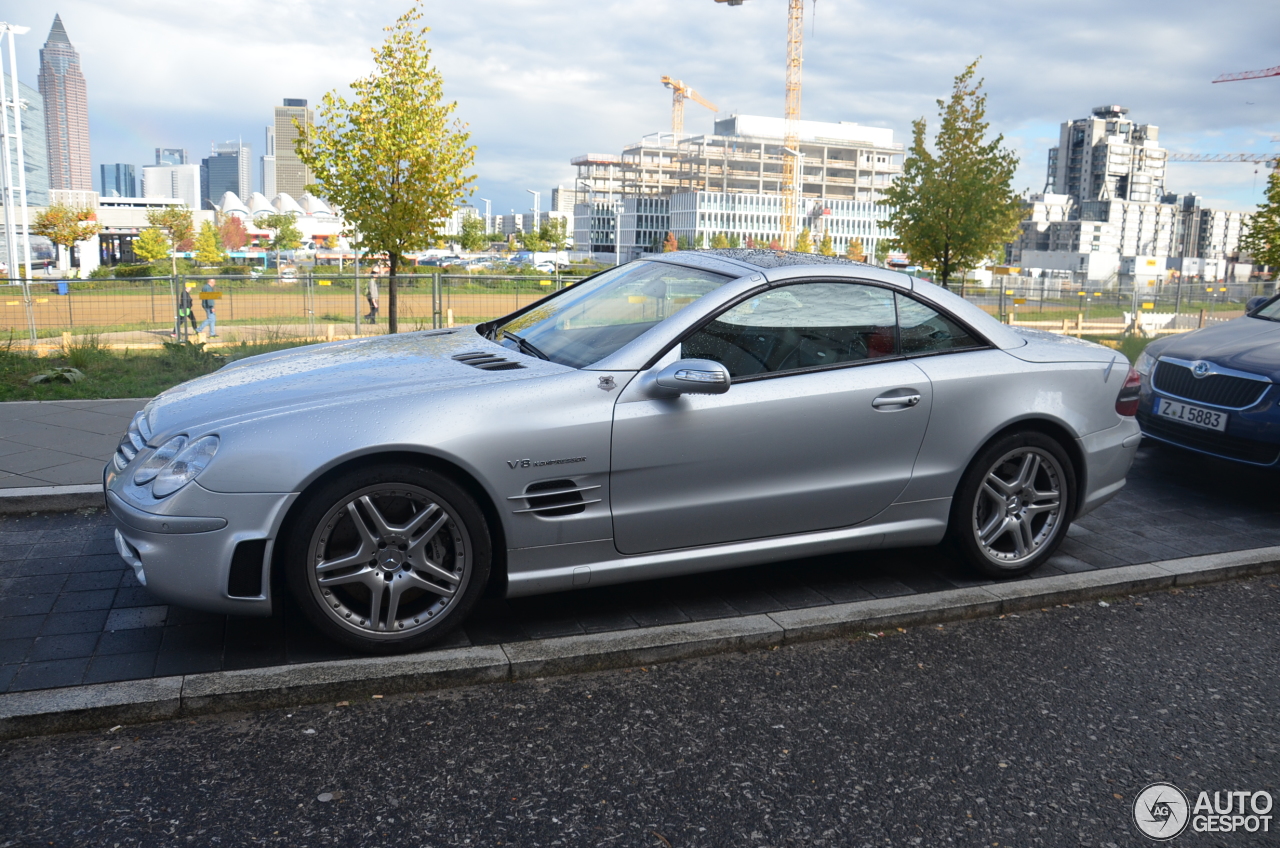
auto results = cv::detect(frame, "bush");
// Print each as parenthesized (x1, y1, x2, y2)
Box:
(112, 264, 162, 279)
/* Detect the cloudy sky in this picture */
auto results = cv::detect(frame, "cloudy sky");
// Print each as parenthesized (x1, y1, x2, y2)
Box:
(3, 0, 1277, 214)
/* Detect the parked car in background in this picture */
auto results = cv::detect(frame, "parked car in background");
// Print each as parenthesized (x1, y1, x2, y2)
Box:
(1136, 294, 1280, 466)
(106, 250, 1140, 654)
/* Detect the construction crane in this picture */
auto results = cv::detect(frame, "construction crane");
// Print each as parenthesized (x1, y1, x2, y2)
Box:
(661, 76, 719, 135)
(1213, 64, 1280, 83)
(715, 0, 806, 249)
(1168, 152, 1279, 164)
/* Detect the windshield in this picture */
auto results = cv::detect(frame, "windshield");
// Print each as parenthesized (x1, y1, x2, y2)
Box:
(493, 261, 733, 368)
(1253, 298, 1280, 322)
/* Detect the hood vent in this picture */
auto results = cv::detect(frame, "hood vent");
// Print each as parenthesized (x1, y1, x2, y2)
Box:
(510, 479, 602, 517)
(452, 351, 526, 371)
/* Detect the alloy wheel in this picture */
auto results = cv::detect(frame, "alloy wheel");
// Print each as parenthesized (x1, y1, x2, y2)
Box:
(971, 446, 1065, 568)
(305, 483, 471, 640)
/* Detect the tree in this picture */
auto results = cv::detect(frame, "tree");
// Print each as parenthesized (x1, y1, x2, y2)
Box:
(663, 232, 678, 252)
(219, 216, 248, 251)
(879, 59, 1022, 289)
(1241, 167, 1280, 271)
(32, 203, 102, 273)
(296, 2, 476, 333)
(768, 238, 782, 250)
(540, 217, 568, 251)
(795, 227, 813, 253)
(324, 234, 340, 249)
(132, 228, 170, 264)
(520, 226, 545, 253)
(729, 234, 742, 249)
(676, 235, 691, 251)
(257, 212, 303, 271)
(744, 236, 756, 249)
(874, 237, 893, 267)
(193, 220, 225, 266)
(695, 232, 706, 249)
(710, 232, 730, 249)
(846, 238, 866, 263)
(459, 214, 488, 251)
(819, 233, 835, 257)
(145, 207, 194, 277)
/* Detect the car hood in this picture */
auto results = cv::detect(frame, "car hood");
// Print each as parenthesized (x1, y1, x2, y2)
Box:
(1149, 317, 1280, 380)
(143, 329, 566, 440)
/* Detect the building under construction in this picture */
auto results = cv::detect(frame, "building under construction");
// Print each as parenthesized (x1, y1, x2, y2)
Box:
(570, 114, 904, 262)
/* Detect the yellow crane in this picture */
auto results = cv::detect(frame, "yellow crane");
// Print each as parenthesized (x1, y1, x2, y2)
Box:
(715, 0, 806, 249)
(661, 76, 719, 135)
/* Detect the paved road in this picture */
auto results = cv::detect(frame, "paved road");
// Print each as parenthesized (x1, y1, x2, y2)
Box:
(1, 577, 1275, 847)
(3, 440, 1280, 694)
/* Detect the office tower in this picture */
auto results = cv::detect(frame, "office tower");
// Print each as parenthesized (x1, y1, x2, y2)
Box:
(273, 99, 312, 198)
(38, 14, 92, 191)
(142, 163, 200, 209)
(100, 163, 136, 197)
(1046, 106, 1167, 204)
(155, 148, 188, 166)
(201, 141, 251, 207)
(3, 73, 49, 207)
(260, 125, 275, 197)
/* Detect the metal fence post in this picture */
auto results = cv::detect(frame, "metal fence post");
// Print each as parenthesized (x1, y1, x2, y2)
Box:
(19, 274, 35, 342)
(306, 270, 315, 339)
(432, 272, 442, 329)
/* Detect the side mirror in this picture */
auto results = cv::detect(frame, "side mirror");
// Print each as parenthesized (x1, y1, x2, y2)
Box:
(1246, 296, 1269, 313)
(651, 358, 731, 396)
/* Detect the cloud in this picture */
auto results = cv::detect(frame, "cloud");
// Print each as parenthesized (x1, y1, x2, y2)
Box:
(2, 0, 1275, 213)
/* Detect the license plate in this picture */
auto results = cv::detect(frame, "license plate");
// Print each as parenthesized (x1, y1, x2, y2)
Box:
(1153, 397, 1228, 432)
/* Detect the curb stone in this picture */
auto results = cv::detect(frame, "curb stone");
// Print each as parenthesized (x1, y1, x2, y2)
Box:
(0, 484, 104, 515)
(2, 546, 1279, 740)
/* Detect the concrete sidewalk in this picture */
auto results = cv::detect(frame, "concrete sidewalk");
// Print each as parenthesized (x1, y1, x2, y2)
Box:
(0, 399, 147, 489)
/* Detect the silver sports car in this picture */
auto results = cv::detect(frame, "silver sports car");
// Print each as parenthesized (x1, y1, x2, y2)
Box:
(106, 251, 1142, 653)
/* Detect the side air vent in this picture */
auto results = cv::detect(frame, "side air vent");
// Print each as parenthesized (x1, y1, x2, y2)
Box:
(509, 479, 602, 517)
(452, 351, 526, 371)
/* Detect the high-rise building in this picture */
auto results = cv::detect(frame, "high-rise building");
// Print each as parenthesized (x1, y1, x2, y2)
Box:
(201, 141, 251, 208)
(1046, 106, 1167, 203)
(100, 163, 136, 197)
(156, 148, 188, 166)
(38, 14, 92, 191)
(273, 99, 312, 198)
(142, 163, 200, 209)
(3, 73, 49, 207)
(260, 125, 276, 197)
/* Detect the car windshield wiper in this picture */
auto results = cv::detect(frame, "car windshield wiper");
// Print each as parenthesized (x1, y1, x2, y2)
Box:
(502, 331, 549, 361)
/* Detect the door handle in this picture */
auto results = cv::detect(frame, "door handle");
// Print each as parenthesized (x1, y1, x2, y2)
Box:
(872, 393, 921, 409)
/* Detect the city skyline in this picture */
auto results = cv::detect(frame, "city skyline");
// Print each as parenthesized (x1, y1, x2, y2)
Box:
(0, 1, 1275, 215)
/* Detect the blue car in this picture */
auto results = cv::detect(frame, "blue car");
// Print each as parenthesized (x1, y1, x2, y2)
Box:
(1136, 295, 1280, 466)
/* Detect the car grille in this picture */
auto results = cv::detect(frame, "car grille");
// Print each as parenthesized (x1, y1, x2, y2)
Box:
(1138, 411, 1280, 465)
(1152, 360, 1269, 409)
(509, 479, 602, 517)
(113, 411, 152, 471)
(452, 351, 526, 371)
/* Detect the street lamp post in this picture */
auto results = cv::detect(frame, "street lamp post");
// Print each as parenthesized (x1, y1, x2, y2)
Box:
(526, 190, 540, 249)
(782, 146, 805, 250)
(480, 198, 491, 239)
(614, 200, 625, 266)
(0, 21, 34, 341)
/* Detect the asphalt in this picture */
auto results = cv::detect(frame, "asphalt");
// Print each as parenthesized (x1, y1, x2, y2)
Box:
(0, 576, 1274, 847)
(2, 440, 1280, 698)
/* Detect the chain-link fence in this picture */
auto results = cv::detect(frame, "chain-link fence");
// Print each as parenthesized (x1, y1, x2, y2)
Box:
(1, 268, 1270, 351)
(0, 271, 587, 351)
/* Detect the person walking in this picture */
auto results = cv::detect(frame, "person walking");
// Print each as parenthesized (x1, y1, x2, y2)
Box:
(197, 278, 219, 339)
(173, 284, 197, 339)
(365, 275, 380, 324)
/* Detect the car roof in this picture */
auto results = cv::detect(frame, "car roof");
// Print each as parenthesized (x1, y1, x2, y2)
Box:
(646, 249, 912, 288)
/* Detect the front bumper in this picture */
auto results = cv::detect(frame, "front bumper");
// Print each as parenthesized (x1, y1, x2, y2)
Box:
(1136, 381, 1280, 467)
(106, 481, 297, 617)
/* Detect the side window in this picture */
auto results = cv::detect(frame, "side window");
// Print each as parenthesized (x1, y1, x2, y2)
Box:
(682, 282, 897, 379)
(895, 293, 981, 355)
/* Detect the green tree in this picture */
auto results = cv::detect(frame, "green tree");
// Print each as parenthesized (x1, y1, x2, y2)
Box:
(729, 234, 742, 249)
(695, 232, 706, 249)
(257, 212, 303, 271)
(878, 58, 1023, 290)
(540, 217, 568, 251)
(710, 232, 730, 249)
(193, 220, 225, 266)
(818, 233, 835, 257)
(676, 235, 691, 251)
(32, 203, 102, 273)
(845, 237, 866, 263)
(1241, 167, 1280, 270)
(132, 228, 171, 264)
(459, 214, 488, 251)
(796, 227, 814, 253)
(874, 237, 893, 267)
(296, 2, 476, 333)
(145, 207, 194, 278)
(520, 225, 545, 253)
(663, 232, 678, 252)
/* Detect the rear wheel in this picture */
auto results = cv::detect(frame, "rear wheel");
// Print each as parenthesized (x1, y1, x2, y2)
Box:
(950, 431, 1075, 578)
(284, 465, 490, 653)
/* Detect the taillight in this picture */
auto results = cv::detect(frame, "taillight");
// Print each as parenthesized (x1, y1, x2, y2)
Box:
(1115, 365, 1142, 416)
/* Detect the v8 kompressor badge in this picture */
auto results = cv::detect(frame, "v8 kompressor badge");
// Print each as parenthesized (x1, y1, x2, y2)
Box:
(506, 456, 587, 469)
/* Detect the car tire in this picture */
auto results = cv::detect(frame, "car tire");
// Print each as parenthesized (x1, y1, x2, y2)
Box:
(283, 464, 491, 654)
(949, 431, 1076, 578)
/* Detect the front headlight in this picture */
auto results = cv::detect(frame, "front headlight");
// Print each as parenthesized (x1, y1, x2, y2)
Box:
(151, 436, 219, 498)
(1135, 350, 1155, 377)
(132, 435, 188, 486)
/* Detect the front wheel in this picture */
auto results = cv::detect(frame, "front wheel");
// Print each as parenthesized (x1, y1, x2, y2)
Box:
(949, 432, 1076, 578)
(284, 465, 491, 654)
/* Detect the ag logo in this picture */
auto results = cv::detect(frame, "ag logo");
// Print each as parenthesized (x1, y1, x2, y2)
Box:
(1134, 782, 1190, 841)
(1191, 360, 1212, 379)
